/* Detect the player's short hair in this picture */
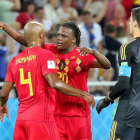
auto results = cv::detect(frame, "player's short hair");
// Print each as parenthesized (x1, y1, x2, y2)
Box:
(81, 11, 91, 16)
(131, 7, 140, 28)
(104, 23, 116, 34)
(61, 22, 81, 47)
(35, 7, 44, 13)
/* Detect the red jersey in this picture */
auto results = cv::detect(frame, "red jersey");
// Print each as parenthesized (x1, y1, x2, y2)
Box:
(16, 12, 35, 29)
(5, 47, 57, 122)
(43, 44, 95, 117)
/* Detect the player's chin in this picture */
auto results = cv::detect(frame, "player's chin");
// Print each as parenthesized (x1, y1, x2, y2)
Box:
(57, 44, 63, 49)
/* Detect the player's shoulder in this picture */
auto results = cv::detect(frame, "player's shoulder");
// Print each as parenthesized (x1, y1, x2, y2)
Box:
(39, 48, 55, 58)
(8, 51, 24, 66)
(120, 39, 137, 52)
(119, 39, 138, 61)
(75, 47, 94, 59)
(43, 43, 58, 52)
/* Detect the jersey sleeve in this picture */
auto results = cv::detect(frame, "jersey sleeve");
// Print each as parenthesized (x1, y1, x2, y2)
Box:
(118, 43, 133, 67)
(43, 43, 57, 51)
(41, 51, 58, 76)
(82, 54, 96, 69)
(118, 43, 133, 78)
(5, 60, 14, 83)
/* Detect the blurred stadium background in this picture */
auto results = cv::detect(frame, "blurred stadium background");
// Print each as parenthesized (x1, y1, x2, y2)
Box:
(0, 0, 140, 139)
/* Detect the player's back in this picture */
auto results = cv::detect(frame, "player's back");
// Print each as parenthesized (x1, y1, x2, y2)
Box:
(8, 47, 56, 122)
(115, 37, 140, 127)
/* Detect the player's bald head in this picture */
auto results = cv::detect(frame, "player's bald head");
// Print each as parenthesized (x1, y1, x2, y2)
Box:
(24, 22, 44, 41)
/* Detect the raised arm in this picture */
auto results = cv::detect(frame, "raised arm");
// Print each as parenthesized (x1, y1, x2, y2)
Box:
(11, 0, 21, 11)
(83, 0, 92, 12)
(94, 0, 109, 23)
(44, 73, 95, 109)
(0, 22, 27, 46)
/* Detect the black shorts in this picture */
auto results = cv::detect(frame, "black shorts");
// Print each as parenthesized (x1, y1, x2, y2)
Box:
(109, 121, 140, 140)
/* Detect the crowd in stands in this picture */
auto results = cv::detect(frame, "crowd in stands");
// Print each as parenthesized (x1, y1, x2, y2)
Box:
(0, 0, 140, 97)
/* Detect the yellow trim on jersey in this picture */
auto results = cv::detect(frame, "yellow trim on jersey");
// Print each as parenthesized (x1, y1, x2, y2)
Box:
(113, 121, 117, 140)
(109, 121, 115, 140)
(120, 39, 136, 60)
(109, 121, 117, 140)
(120, 44, 125, 60)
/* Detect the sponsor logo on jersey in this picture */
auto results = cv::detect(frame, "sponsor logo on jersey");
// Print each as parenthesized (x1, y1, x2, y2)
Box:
(47, 61, 55, 69)
(71, 56, 75, 59)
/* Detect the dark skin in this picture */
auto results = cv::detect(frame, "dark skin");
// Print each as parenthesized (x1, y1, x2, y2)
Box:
(0, 22, 95, 122)
(0, 22, 110, 69)
(57, 26, 111, 69)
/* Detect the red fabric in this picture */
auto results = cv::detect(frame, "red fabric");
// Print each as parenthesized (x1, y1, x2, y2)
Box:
(111, 20, 127, 32)
(122, 0, 133, 19)
(5, 47, 57, 122)
(54, 114, 92, 140)
(43, 44, 95, 117)
(16, 12, 35, 29)
(13, 120, 60, 140)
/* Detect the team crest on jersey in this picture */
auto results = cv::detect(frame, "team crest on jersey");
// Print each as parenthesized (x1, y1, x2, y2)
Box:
(58, 61, 66, 71)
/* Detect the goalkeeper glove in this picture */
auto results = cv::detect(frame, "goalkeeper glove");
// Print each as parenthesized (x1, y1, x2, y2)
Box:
(96, 96, 114, 114)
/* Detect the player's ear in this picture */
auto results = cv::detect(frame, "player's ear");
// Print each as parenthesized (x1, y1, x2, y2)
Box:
(39, 32, 43, 39)
(134, 20, 138, 27)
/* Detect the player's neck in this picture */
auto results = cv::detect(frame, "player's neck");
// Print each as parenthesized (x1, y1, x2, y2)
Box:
(133, 29, 140, 38)
(27, 41, 42, 48)
(60, 46, 75, 54)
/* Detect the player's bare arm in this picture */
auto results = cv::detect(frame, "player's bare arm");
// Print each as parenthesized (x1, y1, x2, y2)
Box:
(45, 73, 95, 109)
(0, 21, 27, 46)
(0, 82, 14, 122)
(78, 47, 111, 69)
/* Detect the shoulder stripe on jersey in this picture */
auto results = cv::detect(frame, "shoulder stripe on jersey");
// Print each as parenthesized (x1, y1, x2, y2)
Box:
(120, 44, 125, 60)
(120, 39, 136, 60)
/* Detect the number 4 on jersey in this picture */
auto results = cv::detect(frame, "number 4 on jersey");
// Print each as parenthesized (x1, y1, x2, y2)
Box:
(19, 68, 33, 96)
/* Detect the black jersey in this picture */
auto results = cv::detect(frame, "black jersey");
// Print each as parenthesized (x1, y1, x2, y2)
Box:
(114, 37, 140, 128)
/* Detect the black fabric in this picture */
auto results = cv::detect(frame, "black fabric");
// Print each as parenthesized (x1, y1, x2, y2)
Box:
(114, 37, 140, 128)
(109, 121, 138, 140)
(109, 76, 130, 100)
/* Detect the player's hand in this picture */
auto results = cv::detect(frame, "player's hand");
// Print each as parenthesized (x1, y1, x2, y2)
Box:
(83, 94, 95, 109)
(0, 104, 9, 122)
(96, 97, 114, 114)
(77, 47, 94, 56)
(0, 21, 5, 30)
